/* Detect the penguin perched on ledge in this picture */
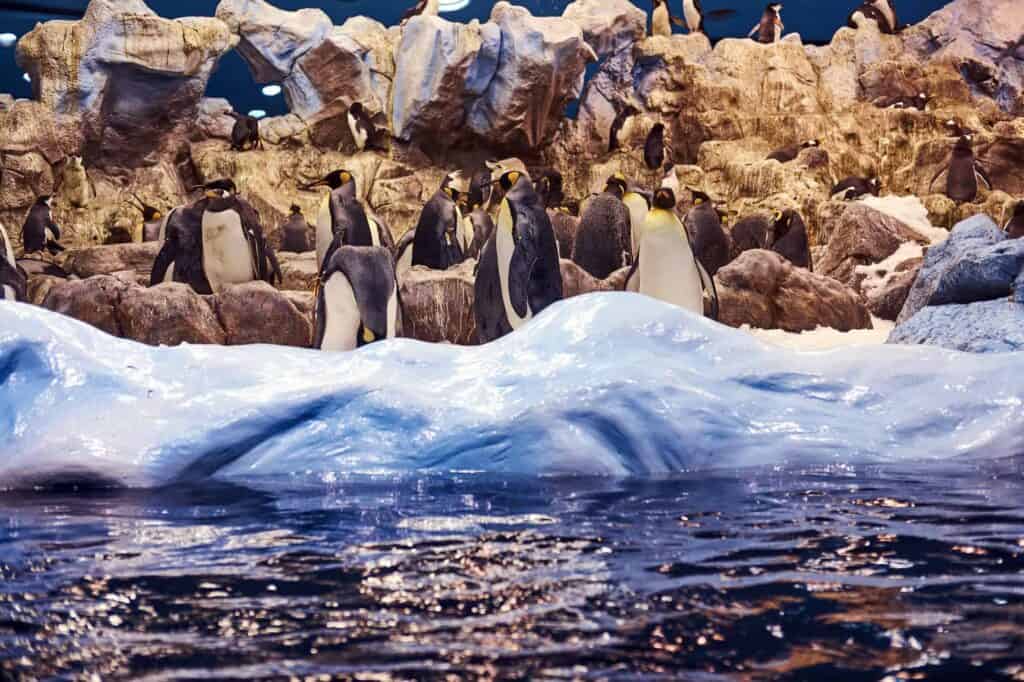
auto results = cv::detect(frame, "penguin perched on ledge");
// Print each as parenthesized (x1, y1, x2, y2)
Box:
(749, 3, 784, 44)
(929, 135, 992, 204)
(767, 139, 820, 163)
(301, 169, 394, 269)
(400, 0, 439, 24)
(408, 173, 468, 271)
(21, 196, 64, 255)
(831, 176, 881, 201)
(315, 245, 402, 352)
(229, 113, 262, 152)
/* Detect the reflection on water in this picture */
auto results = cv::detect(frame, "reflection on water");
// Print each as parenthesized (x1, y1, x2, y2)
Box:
(1, 461, 1023, 679)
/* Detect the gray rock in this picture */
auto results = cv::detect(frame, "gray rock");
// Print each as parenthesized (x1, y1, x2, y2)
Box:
(897, 214, 1022, 323)
(888, 300, 1024, 353)
(562, 0, 646, 59)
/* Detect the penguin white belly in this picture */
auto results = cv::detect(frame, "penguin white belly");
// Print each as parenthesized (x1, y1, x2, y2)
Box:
(321, 272, 361, 352)
(386, 285, 399, 339)
(44, 228, 55, 242)
(202, 210, 254, 294)
(316, 195, 333, 268)
(638, 228, 703, 315)
(652, 4, 671, 36)
(2, 285, 14, 301)
(348, 112, 368, 151)
(457, 207, 473, 254)
(683, 0, 701, 31)
(623, 194, 649, 260)
(369, 217, 381, 247)
(164, 263, 175, 283)
(496, 202, 532, 330)
(872, 0, 895, 30)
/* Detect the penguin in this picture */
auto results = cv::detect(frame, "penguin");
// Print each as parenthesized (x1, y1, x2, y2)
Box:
(410, 174, 467, 270)
(301, 169, 394, 269)
(651, 0, 673, 37)
(230, 114, 262, 152)
(625, 187, 718, 319)
(874, 92, 928, 110)
(928, 135, 992, 204)
(547, 208, 579, 259)
(728, 214, 771, 261)
(870, 0, 899, 33)
(767, 139, 820, 163)
(661, 162, 681, 197)
(831, 176, 881, 201)
(484, 158, 529, 212)
(150, 179, 281, 294)
(769, 209, 812, 270)
(280, 205, 312, 253)
(572, 175, 632, 279)
(400, 0, 439, 23)
(608, 104, 638, 153)
(1004, 202, 1024, 240)
(619, 177, 652, 261)
(315, 245, 401, 352)
(474, 170, 563, 344)
(21, 196, 64, 255)
(59, 156, 91, 209)
(749, 3, 783, 44)
(536, 170, 565, 210)
(644, 123, 666, 171)
(0, 222, 27, 302)
(685, 190, 731, 277)
(469, 165, 493, 210)
(132, 195, 166, 242)
(347, 102, 377, 152)
(846, 2, 892, 33)
(465, 204, 496, 260)
(681, 0, 705, 33)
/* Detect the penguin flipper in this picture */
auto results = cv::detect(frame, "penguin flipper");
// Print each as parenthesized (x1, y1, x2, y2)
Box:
(45, 240, 64, 255)
(150, 237, 177, 286)
(623, 256, 640, 292)
(975, 163, 993, 190)
(928, 162, 950, 190)
(508, 246, 532, 319)
(0, 259, 27, 302)
(696, 259, 720, 322)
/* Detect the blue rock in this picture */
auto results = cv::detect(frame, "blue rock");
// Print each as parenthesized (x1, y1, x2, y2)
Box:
(888, 299, 1024, 353)
(896, 214, 1016, 324)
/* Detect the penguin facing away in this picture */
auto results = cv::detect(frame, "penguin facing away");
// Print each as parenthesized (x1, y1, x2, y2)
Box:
(572, 175, 632, 279)
(347, 102, 377, 152)
(625, 187, 718, 319)
(929, 135, 992, 203)
(769, 209, 812, 270)
(767, 139, 820, 163)
(644, 123, 666, 171)
(685, 190, 731, 277)
(749, 3, 783, 44)
(0, 222, 28, 302)
(729, 214, 771, 261)
(870, 0, 899, 33)
(410, 174, 467, 270)
(847, 2, 892, 33)
(21, 196, 64, 255)
(280, 205, 312, 253)
(315, 245, 401, 352)
(1004, 202, 1024, 240)
(230, 114, 262, 152)
(831, 176, 881, 201)
(474, 170, 563, 344)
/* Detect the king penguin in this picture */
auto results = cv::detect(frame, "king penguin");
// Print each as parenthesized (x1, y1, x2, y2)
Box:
(685, 190, 730, 276)
(573, 175, 632, 279)
(280, 205, 312, 253)
(316, 245, 401, 351)
(625, 187, 717, 319)
(133, 195, 166, 243)
(474, 170, 563, 344)
(302, 169, 394, 269)
(21, 196, 64, 255)
(409, 174, 468, 270)
(150, 179, 281, 294)
(749, 3, 783, 43)
(769, 209, 812, 270)
(0, 222, 27, 302)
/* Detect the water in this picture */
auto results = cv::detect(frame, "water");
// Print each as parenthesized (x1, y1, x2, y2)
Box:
(0, 0, 951, 118)
(2, 464, 1023, 679)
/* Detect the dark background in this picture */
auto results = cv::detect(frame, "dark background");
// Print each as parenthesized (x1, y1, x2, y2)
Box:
(0, 0, 950, 117)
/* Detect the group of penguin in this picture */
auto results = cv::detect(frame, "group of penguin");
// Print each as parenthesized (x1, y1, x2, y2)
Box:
(647, 0, 901, 42)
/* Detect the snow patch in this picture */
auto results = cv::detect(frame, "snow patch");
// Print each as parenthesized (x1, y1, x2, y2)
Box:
(747, 317, 895, 350)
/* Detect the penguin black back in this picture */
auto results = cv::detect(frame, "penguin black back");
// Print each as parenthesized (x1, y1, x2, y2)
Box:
(685, 191, 730, 276)
(411, 184, 464, 270)
(770, 209, 811, 270)
(831, 176, 881, 200)
(750, 3, 783, 44)
(608, 105, 638, 153)
(231, 115, 261, 152)
(729, 214, 771, 261)
(572, 176, 631, 279)
(644, 123, 666, 171)
(21, 196, 64, 255)
(280, 205, 312, 253)
(536, 170, 565, 209)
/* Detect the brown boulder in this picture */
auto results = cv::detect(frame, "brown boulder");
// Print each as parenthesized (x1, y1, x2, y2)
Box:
(560, 259, 629, 298)
(717, 250, 872, 332)
(817, 204, 927, 288)
(64, 242, 162, 279)
(117, 283, 226, 346)
(41, 275, 129, 337)
(399, 260, 477, 345)
(864, 262, 921, 321)
(213, 281, 311, 347)
(277, 251, 318, 292)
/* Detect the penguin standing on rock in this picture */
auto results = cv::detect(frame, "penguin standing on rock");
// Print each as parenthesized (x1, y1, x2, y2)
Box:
(573, 175, 632, 279)
(0, 222, 27, 302)
(280, 205, 312, 253)
(644, 123, 666, 171)
(874, 92, 928, 110)
(150, 179, 281, 294)
(1004, 202, 1024, 240)
(929, 135, 992, 204)
(831, 176, 881, 201)
(609, 104, 639, 153)
(625, 187, 717, 319)
(767, 139, 819, 163)
(681, 0, 705, 33)
(400, 0, 438, 23)
(21, 196, 64, 255)
(685, 190, 730, 276)
(302, 169, 393, 269)
(347, 102, 378, 152)
(131, 195, 166, 242)
(749, 3, 783, 44)
(769, 209, 812, 270)
(316, 245, 401, 351)
(229, 113, 262, 151)
(474, 170, 563, 344)
(651, 0, 674, 37)
(871, 0, 899, 33)
(847, 2, 892, 33)
(409, 174, 467, 270)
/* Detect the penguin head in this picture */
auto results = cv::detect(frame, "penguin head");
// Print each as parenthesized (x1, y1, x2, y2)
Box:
(290, 204, 302, 215)
(35, 195, 52, 207)
(303, 170, 354, 191)
(916, 92, 929, 108)
(690, 189, 712, 206)
(653, 187, 676, 210)
(496, 170, 525, 193)
(802, 139, 821, 148)
(349, 102, 365, 117)
(768, 2, 782, 11)
(202, 179, 237, 199)
(955, 134, 973, 150)
(143, 206, 162, 222)
(869, 177, 882, 194)
(604, 173, 628, 199)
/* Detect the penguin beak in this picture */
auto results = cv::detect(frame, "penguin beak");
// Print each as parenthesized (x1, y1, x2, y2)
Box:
(300, 179, 328, 191)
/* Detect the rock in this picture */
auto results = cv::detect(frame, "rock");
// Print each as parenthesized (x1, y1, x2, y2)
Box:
(41, 275, 129, 337)
(865, 264, 920, 321)
(17, 0, 236, 167)
(117, 283, 226, 346)
(560, 259, 620, 298)
(466, 3, 596, 149)
(281, 290, 315, 322)
(213, 281, 311, 347)
(0, 151, 54, 211)
(817, 203, 928, 288)
(398, 261, 477, 345)
(391, 16, 500, 146)
(277, 251, 318, 291)
(195, 98, 236, 142)
(0, 100, 83, 165)
(561, 0, 646, 59)
(888, 300, 1024, 353)
(27, 275, 66, 307)
(896, 214, 1024, 323)
(64, 242, 162, 279)
(215, 0, 332, 83)
(716, 249, 872, 332)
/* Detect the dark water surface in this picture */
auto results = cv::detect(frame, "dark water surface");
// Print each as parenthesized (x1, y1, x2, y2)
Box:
(2, 460, 1023, 680)
(0, 0, 951, 117)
